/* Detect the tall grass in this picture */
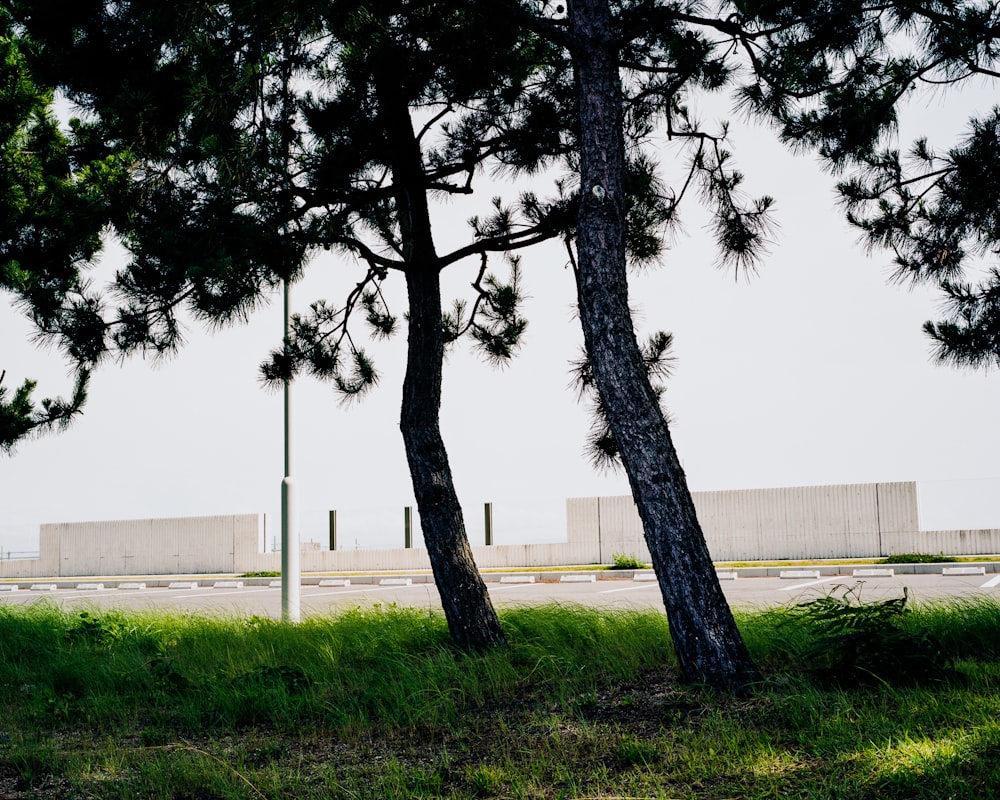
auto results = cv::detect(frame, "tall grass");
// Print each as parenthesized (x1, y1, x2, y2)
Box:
(1, 598, 998, 799)
(0, 602, 675, 735)
(737, 594, 1000, 671)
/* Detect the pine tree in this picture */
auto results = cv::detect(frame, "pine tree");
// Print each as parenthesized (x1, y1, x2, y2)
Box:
(499, 0, 782, 689)
(570, 0, 773, 690)
(11, 0, 573, 649)
(739, 0, 1000, 367)
(0, 16, 123, 451)
(509, 0, 996, 691)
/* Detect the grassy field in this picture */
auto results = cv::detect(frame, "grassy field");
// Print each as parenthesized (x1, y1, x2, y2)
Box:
(0, 593, 998, 799)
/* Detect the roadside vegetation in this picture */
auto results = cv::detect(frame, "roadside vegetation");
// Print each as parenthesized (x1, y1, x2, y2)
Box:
(610, 553, 649, 570)
(878, 553, 965, 564)
(1, 596, 998, 798)
(716, 554, 999, 568)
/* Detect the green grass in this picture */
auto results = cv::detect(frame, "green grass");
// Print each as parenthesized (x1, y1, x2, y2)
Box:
(610, 552, 649, 570)
(1, 598, 998, 798)
(717, 554, 1000, 568)
(878, 553, 963, 564)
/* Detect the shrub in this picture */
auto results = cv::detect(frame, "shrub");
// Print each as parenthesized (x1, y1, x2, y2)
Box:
(610, 553, 647, 570)
(787, 583, 951, 687)
(879, 553, 953, 564)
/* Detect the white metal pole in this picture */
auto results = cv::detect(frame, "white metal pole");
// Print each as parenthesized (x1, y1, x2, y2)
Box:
(281, 277, 301, 623)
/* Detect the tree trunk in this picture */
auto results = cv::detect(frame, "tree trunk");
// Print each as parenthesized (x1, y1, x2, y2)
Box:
(568, 0, 758, 690)
(378, 71, 507, 651)
(400, 265, 507, 651)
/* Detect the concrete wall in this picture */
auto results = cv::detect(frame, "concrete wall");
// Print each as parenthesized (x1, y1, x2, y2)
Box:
(2, 481, 998, 579)
(567, 481, 998, 563)
(0, 514, 604, 579)
(0, 514, 261, 578)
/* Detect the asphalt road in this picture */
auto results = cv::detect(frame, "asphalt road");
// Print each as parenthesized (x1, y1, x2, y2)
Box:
(1, 571, 998, 618)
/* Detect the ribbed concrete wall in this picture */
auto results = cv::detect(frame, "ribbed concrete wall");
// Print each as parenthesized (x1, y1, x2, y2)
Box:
(875, 482, 921, 546)
(0, 514, 260, 577)
(2, 481, 998, 579)
(883, 528, 1000, 557)
(567, 481, 999, 562)
(250, 542, 603, 573)
(695, 483, 884, 560)
(0, 516, 602, 578)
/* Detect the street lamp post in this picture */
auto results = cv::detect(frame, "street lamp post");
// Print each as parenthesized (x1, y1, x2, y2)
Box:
(281, 277, 301, 623)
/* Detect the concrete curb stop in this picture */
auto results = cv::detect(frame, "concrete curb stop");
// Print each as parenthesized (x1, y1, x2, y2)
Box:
(779, 570, 821, 580)
(853, 568, 894, 578)
(942, 566, 987, 576)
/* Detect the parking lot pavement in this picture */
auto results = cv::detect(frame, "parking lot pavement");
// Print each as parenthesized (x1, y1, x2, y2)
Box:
(0, 570, 996, 618)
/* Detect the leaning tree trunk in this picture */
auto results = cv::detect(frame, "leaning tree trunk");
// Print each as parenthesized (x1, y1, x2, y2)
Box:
(568, 0, 758, 690)
(400, 265, 506, 651)
(378, 71, 506, 651)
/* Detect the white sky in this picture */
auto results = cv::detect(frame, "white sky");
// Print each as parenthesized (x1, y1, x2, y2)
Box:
(2, 78, 999, 555)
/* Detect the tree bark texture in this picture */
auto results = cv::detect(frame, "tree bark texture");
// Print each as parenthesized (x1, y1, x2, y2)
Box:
(567, 0, 758, 689)
(378, 73, 507, 652)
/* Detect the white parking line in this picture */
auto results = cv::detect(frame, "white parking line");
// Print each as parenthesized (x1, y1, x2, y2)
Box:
(305, 586, 389, 597)
(158, 588, 273, 601)
(599, 583, 660, 595)
(487, 583, 535, 592)
(981, 574, 1000, 589)
(778, 577, 845, 592)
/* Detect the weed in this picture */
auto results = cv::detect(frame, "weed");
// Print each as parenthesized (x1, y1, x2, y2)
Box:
(616, 734, 659, 767)
(138, 727, 172, 748)
(610, 552, 648, 569)
(786, 583, 951, 687)
(466, 763, 509, 797)
(7, 742, 59, 789)
(880, 553, 954, 564)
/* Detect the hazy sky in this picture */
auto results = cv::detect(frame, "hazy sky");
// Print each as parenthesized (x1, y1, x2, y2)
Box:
(3, 78, 999, 555)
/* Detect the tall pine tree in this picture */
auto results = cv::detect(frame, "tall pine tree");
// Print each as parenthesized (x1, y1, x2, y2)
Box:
(503, 0, 787, 689)
(12, 0, 574, 648)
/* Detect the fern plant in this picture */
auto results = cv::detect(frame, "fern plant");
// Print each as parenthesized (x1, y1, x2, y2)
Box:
(789, 584, 950, 687)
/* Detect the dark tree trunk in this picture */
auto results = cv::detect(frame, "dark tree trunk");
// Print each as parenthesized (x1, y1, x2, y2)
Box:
(400, 265, 507, 651)
(567, 0, 758, 690)
(378, 72, 506, 651)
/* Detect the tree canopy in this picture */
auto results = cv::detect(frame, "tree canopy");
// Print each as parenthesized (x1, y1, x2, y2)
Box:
(9, 0, 584, 649)
(7, 0, 995, 685)
(0, 16, 125, 451)
(739, 0, 1000, 367)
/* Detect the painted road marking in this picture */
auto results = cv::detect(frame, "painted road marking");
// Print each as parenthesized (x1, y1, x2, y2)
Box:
(981, 574, 1000, 589)
(487, 583, 536, 591)
(778, 577, 844, 592)
(305, 586, 391, 597)
(149, 587, 274, 601)
(599, 583, 661, 595)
